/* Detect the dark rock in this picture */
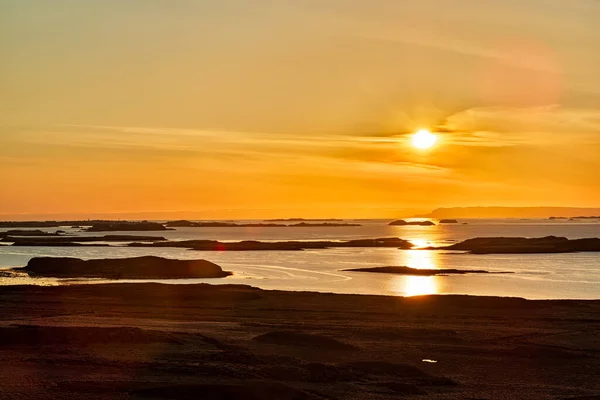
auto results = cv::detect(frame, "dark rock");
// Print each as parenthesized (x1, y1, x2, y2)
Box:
(16, 256, 232, 279)
(442, 236, 600, 254)
(389, 220, 436, 226)
(0, 230, 60, 237)
(342, 266, 511, 276)
(439, 219, 459, 224)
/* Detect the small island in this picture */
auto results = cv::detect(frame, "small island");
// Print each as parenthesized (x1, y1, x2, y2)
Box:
(343, 266, 509, 276)
(439, 219, 459, 224)
(389, 220, 436, 226)
(440, 236, 600, 254)
(16, 256, 232, 279)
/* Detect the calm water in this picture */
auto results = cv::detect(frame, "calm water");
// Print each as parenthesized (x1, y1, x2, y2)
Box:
(1, 219, 599, 299)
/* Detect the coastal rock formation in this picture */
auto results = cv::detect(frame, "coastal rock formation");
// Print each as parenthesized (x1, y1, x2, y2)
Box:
(17, 256, 232, 279)
(86, 222, 171, 232)
(343, 266, 510, 276)
(439, 219, 459, 224)
(443, 236, 600, 254)
(129, 237, 413, 251)
(0, 230, 62, 238)
(389, 220, 436, 226)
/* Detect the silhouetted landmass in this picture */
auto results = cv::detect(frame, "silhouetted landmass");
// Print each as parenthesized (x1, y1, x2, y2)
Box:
(389, 220, 436, 226)
(5, 235, 167, 245)
(439, 219, 459, 224)
(86, 221, 171, 232)
(165, 220, 360, 228)
(17, 256, 231, 279)
(548, 215, 600, 221)
(0, 283, 598, 399)
(420, 207, 600, 219)
(129, 237, 413, 251)
(440, 236, 600, 254)
(265, 218, 344, 222)
(0, 230, 63, 238)
(343, 266, 512, 276)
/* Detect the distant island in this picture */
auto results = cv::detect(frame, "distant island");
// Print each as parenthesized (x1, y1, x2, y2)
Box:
(343, 266, 511, 276)
(264, 218, 344, 222)
(389, 220, 435, 226)
(86, 222, 172, 232)
(165, 220, 360, 228)
(419, 207, 600, 219)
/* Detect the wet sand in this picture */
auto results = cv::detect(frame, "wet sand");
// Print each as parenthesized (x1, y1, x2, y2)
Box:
(0, 283, 598, 399)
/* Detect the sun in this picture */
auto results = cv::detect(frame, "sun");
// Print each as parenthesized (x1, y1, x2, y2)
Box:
(411, 129, 438, 149)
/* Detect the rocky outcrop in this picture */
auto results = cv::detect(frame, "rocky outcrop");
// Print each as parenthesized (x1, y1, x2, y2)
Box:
(389, 220, 436, 226)
(343, 266, 510, 276)
(442, 236, 600, 254)
(17, 256, 232, 279)
(439, 219, 459, 224)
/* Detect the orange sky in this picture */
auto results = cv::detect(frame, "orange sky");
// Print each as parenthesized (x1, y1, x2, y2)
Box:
(1, 1, 600, 219)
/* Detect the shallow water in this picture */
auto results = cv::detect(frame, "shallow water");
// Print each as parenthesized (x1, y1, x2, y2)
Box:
(1, 219, 599, 299)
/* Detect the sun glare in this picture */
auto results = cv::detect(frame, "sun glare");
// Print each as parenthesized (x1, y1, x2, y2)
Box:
(412, 129, 438, 149)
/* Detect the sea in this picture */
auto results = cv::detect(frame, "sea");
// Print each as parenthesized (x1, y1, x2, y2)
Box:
(1, 219, 599, 300)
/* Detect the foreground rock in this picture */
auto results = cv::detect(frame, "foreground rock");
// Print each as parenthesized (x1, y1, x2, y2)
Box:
(442, 236, 600, 254)
(17, 256, 232, 279)
(343, 266, 511, 276)
(86, 222, 171, 232)
(6, 235, 167, 245)
(130, 237, 413, 251)
(389, 220, 436, 226)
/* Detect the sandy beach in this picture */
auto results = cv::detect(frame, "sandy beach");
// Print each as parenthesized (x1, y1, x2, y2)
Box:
(0, 283, 598, 400)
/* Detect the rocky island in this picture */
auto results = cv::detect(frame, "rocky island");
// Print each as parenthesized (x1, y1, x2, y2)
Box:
(343, 266, 512, 276)
(440, 236, 600, 254)
(389, 220, 436, 226)
(16, 256, 232, 279)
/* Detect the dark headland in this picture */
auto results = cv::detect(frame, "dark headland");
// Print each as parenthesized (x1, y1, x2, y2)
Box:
(0, 283, 598, 399)
(389, 220, 436, 226)
(16, 256, 232, 279)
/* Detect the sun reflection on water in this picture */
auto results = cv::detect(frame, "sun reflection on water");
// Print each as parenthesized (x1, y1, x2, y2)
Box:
(390, 237, 442, 296)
